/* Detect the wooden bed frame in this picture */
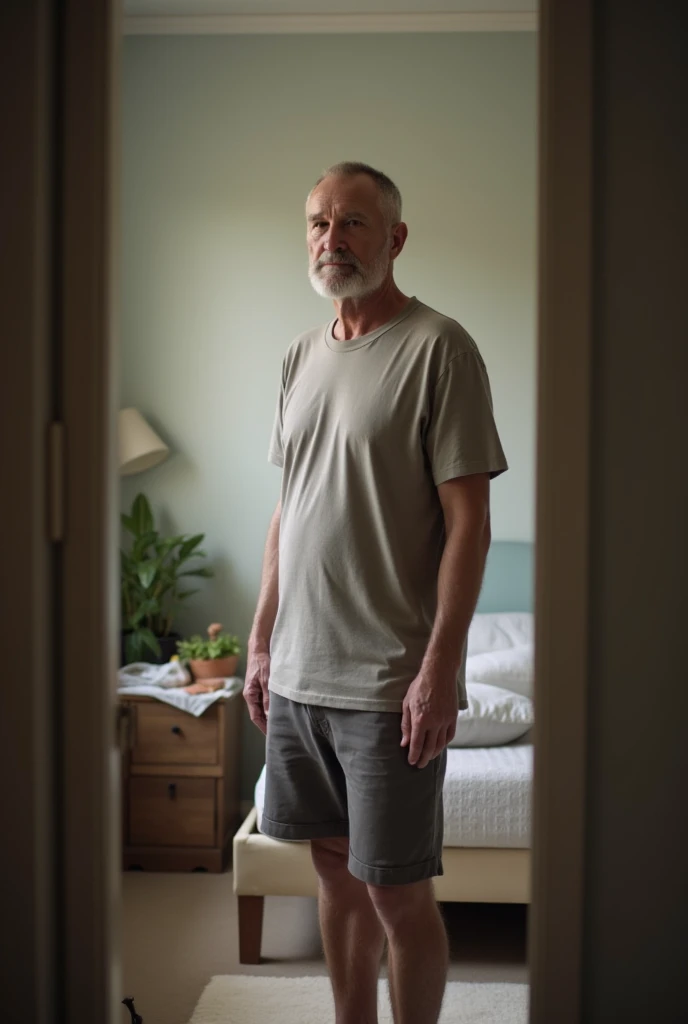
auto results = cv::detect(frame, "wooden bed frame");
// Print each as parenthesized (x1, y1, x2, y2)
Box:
(233, 541, 534, 964)
(233, 807, 531, 963)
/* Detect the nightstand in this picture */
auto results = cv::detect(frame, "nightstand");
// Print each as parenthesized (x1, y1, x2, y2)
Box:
(120, 691, 242, 872)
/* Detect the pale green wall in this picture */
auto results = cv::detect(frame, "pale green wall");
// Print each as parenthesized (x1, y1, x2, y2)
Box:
(120, 33, 537, 797)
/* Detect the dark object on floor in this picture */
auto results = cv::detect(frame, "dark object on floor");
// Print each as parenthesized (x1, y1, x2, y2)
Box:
(122, 996, 143, 1023)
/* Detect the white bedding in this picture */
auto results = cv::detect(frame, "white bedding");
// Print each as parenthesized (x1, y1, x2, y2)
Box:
(442, 740, 532, 848)
(254, 737, 532, 850)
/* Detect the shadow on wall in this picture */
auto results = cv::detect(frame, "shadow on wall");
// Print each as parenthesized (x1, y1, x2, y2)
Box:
(198, 554, 265, 804)
(177, 549, 266, 803)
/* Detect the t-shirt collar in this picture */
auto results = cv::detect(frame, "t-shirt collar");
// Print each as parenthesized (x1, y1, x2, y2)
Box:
(325, 296, 420, 353)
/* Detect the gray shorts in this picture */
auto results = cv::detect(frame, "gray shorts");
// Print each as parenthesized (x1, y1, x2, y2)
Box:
(261, 691, 447, 886)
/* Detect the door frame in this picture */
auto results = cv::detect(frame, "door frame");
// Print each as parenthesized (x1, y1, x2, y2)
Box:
(2, 1, 121, 1019)
(1, 2, 59, 1019)
(528, 2, 593, 1022)
(59, 0, 122, 1020)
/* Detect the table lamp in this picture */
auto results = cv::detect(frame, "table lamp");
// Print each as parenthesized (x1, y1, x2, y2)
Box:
(118, 408, 170, 476)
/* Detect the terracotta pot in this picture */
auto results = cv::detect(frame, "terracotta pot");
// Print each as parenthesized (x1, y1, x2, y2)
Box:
(189, 655, 238, 680)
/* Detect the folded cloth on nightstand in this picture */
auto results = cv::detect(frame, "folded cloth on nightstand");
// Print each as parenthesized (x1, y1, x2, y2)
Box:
(117, 662, 243, 716)
(118, 661, 192, 689)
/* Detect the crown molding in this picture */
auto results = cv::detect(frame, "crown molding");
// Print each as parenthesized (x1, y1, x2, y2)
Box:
(122, 12, 537, 35)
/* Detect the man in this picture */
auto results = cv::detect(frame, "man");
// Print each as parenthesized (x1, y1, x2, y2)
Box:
(244, 161, 507, 1024)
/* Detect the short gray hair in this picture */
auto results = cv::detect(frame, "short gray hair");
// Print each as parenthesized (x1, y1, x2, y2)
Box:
(310, 161, 402, 226)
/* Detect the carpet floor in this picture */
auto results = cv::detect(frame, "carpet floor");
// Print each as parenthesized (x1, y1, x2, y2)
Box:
(188, 975, 528, 1024)
(121, 869, 528, 1024)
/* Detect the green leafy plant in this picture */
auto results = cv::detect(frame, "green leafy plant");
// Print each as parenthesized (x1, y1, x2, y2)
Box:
(121, 493, 214, 663)
(177, 629, 241, 662)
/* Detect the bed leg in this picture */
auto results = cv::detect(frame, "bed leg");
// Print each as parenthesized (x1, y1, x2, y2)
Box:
(238, 895, 264, 964)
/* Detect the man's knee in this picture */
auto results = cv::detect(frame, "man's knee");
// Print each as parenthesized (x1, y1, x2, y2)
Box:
(367, 879, 435, 932)
(310, 836, 350, 884)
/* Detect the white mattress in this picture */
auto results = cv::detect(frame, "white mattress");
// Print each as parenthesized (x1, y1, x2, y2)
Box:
(254, 738, 532, 850)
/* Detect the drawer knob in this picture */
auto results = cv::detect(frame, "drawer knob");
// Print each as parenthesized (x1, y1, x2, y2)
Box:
(168, 783, 177, 800)
(171, 725, 182, 736)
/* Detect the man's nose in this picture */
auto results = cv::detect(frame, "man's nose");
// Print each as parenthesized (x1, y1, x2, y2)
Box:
(323, 225, 347, 252)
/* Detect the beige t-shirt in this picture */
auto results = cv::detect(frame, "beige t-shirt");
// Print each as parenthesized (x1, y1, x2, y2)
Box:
(267, 297, 508, 713)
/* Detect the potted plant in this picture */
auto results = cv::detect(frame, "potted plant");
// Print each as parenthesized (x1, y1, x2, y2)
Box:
(177, 623, 241, 679)
(120, 493, 214, 665)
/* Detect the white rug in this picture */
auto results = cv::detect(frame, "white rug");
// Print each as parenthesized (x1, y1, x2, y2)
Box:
(188, 975, 528, 1023)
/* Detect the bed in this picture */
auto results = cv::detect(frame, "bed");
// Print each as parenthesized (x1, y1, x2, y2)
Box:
(233, 540, 534, 964)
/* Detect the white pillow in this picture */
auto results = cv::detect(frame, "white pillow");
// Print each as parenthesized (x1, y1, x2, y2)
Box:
(465, 643, 534, 699)
(449, 682, 534, 747)
(467, 612, 534, 657)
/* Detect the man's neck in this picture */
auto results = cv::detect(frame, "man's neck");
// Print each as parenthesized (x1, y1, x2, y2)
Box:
(331, 280, 411, 341)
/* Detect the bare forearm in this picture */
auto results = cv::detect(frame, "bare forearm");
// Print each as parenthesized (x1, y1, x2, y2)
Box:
(248, 502, 281, 654)
(421, 521, 491, 682)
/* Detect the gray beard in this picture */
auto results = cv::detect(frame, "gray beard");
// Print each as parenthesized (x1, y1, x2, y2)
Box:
(308, 248, 390, 300)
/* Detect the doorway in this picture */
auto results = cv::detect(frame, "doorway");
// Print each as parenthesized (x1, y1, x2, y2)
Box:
(2, 2, 598, 1023)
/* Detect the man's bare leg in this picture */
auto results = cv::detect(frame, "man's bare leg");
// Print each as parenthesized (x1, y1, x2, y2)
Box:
(311, 838, 386, 1024)
(368, 879, 448, 1024)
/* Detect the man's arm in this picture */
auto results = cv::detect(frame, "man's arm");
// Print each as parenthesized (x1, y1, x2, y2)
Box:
(401, 473, 491, 767)
(244, 500, 281, 734)
(421, 473, 491, 684)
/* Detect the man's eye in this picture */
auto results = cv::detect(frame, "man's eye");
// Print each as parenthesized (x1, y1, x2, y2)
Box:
(347, 219, 361, 226)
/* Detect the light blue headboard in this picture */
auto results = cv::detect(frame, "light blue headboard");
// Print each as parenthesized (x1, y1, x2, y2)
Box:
(476, 540, 534, 613)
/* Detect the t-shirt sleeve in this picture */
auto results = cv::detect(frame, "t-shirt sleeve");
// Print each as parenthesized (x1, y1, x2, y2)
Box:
(267, 364, 285, 468)
(425, 351, 508, 485)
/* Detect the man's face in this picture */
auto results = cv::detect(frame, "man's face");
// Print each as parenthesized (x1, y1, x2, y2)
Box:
(306, 174, 396, 300)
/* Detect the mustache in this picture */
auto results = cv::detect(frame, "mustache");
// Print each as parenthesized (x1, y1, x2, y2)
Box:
(314, 252, 362, 271)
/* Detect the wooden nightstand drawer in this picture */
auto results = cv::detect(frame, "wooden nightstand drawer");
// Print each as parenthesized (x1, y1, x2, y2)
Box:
(121, 692, 241, 871)
(131, 702, 219, 766)
(128, 777, 216, 848)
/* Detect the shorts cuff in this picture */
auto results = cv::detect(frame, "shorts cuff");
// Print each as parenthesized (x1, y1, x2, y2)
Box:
(347, 848, 444, 886)
(260, 814, 349, 842)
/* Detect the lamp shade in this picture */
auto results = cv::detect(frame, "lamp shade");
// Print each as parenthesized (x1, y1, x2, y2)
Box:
(118, 408, 170, 476)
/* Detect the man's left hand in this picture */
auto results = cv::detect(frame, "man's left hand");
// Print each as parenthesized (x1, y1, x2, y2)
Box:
(400, 673, 458, 768)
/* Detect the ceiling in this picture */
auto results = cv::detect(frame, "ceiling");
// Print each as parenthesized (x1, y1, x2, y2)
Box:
(124, 0, 537, 16)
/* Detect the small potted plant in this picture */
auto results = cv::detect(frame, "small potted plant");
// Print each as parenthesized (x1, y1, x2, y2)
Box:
(177, 623, 241, 679)
(120, 493, 214, 665)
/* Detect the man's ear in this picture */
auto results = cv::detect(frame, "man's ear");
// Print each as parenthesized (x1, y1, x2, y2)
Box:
(391, 221, 409, 260)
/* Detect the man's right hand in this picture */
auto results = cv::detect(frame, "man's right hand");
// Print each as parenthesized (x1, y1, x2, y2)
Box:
(243, 646, 271, 735)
